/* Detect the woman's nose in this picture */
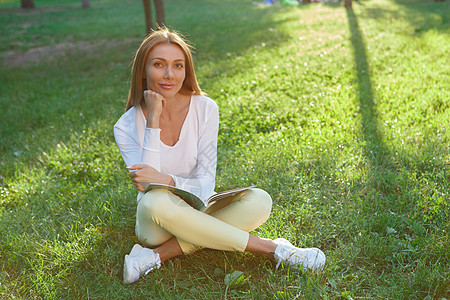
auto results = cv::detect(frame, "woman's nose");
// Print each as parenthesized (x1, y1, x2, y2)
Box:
(164, 67, 174, 79)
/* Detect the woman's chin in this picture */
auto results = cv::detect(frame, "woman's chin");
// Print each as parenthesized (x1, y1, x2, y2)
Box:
(159, 90, 180, 99)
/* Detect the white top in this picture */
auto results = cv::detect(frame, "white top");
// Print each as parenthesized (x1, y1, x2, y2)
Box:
(114, 95, 219, 205)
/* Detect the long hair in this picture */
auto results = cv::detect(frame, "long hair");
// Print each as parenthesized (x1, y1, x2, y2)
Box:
(125, 28, 204, 111)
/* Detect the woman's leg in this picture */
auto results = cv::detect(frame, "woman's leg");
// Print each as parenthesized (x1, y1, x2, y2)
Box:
(136, 188, 275, 262)
(179, 188, 273, 254)
(136, 188, 273, 254)
(245, 234, 278, 258)
(151, 234, 277, 263)
(127, 188, 324, 284)
(135, 189, 250, 254)
(152, 237, 184, 262)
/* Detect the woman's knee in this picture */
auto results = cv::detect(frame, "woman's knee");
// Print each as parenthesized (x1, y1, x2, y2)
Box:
(247, 188, 272, 213)
(232, 188, 273, 231)
(240, 188, 272, 220)
(137, 189, 173, 218)
(138, 189, 190, 223)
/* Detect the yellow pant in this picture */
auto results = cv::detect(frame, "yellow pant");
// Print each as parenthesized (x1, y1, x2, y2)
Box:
(135, 188, 272, 254)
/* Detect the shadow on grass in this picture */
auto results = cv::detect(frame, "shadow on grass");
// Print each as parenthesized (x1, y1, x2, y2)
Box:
(357, 0, 449, 35)
(346, 4, 448, 196)
(346, 8, 394, 175)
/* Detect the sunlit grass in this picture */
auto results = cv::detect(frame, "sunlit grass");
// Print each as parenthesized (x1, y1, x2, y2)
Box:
(1, 0, 448, 298)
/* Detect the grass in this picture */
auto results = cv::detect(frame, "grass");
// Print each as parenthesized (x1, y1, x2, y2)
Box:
(0, 0, 449, 298)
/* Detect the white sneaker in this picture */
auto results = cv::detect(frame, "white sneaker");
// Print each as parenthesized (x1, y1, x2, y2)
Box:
(128, 243, 143, 256)
(123, 244, 161, 284)
(274, 238, 326, 271)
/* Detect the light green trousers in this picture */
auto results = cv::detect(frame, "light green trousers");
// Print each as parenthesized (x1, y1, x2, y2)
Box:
(135, 188, 272, 254)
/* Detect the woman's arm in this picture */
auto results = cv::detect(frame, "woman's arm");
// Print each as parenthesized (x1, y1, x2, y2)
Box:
(115, 124, 177, 191)
(114, 122, 161, 171)
(114, 105, 173, 192)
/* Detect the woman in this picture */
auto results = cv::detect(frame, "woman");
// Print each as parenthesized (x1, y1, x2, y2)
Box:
(114, 28, 325, 284)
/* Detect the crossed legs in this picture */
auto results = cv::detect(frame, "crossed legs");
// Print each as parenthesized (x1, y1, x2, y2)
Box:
(134, 188, 277, 262)
(124, 188, 326, 283)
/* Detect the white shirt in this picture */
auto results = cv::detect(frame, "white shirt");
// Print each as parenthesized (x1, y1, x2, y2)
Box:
(114, 95, 219, 205)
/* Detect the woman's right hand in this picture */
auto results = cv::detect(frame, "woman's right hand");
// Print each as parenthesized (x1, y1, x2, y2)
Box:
(144, 89, 165, 128)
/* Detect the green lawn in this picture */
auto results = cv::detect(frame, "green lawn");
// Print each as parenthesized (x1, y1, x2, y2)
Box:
(0, 0, 448, 298)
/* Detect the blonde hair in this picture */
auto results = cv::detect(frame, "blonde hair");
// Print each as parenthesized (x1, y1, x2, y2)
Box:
(125, 28, 204, 111)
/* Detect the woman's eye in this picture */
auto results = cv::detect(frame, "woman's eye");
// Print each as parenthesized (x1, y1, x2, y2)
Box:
(154, 62, 163, 67)
(175, 63, 184, 68)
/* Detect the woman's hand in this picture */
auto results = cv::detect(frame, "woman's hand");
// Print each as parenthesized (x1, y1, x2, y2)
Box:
(144, 90, 165, 128)
(127, 164, 175, 192)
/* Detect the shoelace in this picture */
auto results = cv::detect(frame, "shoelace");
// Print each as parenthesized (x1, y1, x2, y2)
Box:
(144, 253, 161, 275)
(144, 265, 156, 275)
(133, 252, 161, 276)
(276, 245, 308, 269)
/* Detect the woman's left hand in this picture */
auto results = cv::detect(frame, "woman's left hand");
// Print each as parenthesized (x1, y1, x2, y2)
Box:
(127, 164, 174, 192)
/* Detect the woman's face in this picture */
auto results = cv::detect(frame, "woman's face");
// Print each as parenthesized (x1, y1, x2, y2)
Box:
(144, 43, 186, 99)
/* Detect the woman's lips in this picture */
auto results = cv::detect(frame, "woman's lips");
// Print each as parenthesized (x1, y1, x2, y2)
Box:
(159, 83, 175, 89)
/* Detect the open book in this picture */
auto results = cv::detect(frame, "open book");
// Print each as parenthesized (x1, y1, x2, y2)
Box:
(145, 184, 255, 211)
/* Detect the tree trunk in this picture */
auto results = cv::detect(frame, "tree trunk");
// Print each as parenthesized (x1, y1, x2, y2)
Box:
(143, 0, 153, 34)
(82, 0, 90, 8)
(21, 0, 35, 9)
(344, 0, 352, 8)
(154, 0, 165, 28)
(302, 0, 311, 3)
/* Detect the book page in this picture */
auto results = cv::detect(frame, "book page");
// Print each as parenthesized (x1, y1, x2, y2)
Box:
(145, 184, 255, 210)
(207, 186, 255, 204)
(145, 183, 205, 211)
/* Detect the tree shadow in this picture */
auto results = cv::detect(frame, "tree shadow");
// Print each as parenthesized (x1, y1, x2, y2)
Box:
(346, 7, 393, 174)
(344, 3, 448, 226)
(345, 4, 448, 198)
(356, 0, 449, 36)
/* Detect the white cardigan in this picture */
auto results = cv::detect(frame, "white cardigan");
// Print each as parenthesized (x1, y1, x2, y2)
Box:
(114, 95, 219, 204)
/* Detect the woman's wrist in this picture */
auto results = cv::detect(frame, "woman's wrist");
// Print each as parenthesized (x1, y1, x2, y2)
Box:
(146, 113, 160, 128)
(153, 172, 175, 186)
(165, 174, 175, 186)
